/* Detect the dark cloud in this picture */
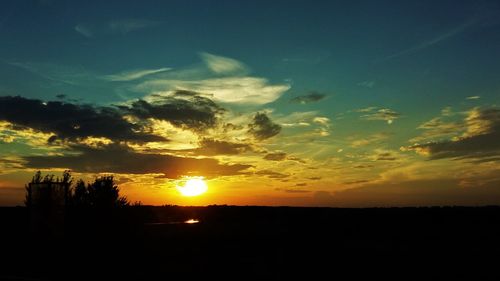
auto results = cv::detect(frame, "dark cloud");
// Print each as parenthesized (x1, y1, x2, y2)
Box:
(254, 170, 289, 179)
(0, 96, 165, 143)
(248, 112, 281, 140)
(133, 138, 255, 157)
(22, 143, 251, 179)
(275, 188, 311, 193)
(290, 92, 326, 104)
(223, 123, 244, 132)
(376, 153, 397, 161)
(343, 180, 370, 185)
(191, 138, 254, 156)
(353, 164, 374, 169)
(407, 108, 500, 160)
(263, 152, 287, 161)
(121, 91, 224, 132)
(263, 152, 305, 163)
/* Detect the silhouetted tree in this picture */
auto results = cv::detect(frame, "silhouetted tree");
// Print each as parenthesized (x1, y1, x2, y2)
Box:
(25, 171, 129, 209)
(25, 170, 72, 207)
(86, 176, 129, 209)
(72, 179, 88, 207)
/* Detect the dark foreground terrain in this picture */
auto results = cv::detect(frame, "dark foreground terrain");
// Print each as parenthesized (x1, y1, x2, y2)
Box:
(1, 206, 500, 280)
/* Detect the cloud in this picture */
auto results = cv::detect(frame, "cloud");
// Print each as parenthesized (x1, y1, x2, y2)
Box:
(116, 53, 290, 105)
(290, 92, 326, 104)
(200, 52, 248, 75)
(276, 112, 331, 136)
(22, 143, 251, 179)
(466, 96, 481, 100)
(7, 61, 92, 86)
(275, 188, 311, 193)
(375, 152, 397, 161)
(139, 77, 290, 105)
(120, 91, 225, 132)
(263, 152, 305, 163)
(189, 138, 254, 156)
(378, 19, 475, 62)
(343, 180, 370, 185)
(108, 19, 161, 34)
(254, 170, 289, 179)
(357, 80, 376, 88)
(263, 152, 287, 161)
(350, 133, 390, 148)
(74, 24, 93, 38)
(355, 107, 377, 113)
(353, 164, 374, 169)
(103, 68, 171, 81)
(405, 108, 500, 160)
(248, 112, 282, 140)
(360, 108, 400, 124)
(276, 111, 317, 127)
(409, 117, 464, 143)
(0, 96, 164, 143)
(313, 117, 330, 126)
(75, 19, 161, 38)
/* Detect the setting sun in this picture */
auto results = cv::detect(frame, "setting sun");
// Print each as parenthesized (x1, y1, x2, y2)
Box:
(177, 178, 208, 197)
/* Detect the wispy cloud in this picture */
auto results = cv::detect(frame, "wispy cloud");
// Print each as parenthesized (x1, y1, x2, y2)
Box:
(357, 80, 376, 88)
(74, 24, 93, 38)
(8, 61, 91, 85)
(350, 132, 390, 148)
(7, 52, 289, 105)
(108, 19, 161, 34)
(200, 52, 248, 75)
(289, 92, 326, 104)
(132, 52, 289, 105)
(274, 111, 331, 137)
(466, 96, 481, 100)
(358, 107, 401, 124)
(103, 68, 171, 81)
(409, 117, 464, 143)
(275, 111, 317, 127)
(138, 77, 290, 105)
(75, 19, 161, 38)
(378, 19, 475, 62)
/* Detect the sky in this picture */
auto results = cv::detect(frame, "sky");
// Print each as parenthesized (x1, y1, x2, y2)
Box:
(1, 0, 500, 207)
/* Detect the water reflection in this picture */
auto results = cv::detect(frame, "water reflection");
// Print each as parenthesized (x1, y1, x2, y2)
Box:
(145, 219, 200, 225)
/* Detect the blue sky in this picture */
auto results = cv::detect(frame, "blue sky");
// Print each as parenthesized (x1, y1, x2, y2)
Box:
(1, 0, 500, 206)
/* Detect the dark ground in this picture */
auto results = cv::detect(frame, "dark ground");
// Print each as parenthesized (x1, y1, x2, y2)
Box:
(1, 206, 500, 280)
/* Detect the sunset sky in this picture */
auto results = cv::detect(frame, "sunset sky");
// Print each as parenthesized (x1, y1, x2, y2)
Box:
(1, 0, 500, 206)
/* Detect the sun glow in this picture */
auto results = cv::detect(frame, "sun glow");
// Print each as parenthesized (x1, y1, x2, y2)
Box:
(177, 178, 208, 197)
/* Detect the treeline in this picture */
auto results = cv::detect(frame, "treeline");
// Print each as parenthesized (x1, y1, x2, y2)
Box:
(25, 170, 130, 209)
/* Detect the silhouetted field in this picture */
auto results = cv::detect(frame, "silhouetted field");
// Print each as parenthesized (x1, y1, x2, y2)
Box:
(1, 206, 500, 280)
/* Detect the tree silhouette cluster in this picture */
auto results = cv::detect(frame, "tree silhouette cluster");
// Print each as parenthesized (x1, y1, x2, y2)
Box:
(72, 176, 129, 209)
(26, 170, 129, 209)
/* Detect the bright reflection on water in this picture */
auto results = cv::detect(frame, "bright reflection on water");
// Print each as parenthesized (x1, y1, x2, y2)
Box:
(144, 219, 201, 225)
